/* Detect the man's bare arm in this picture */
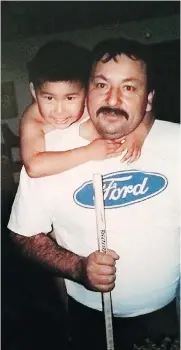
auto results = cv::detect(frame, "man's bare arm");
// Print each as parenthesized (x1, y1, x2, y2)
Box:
(10, 231, 84, 282)
(9, 231, 119, 293)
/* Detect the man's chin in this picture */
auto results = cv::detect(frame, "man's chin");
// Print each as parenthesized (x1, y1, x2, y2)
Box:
(98, 120, 125, 137)
(98, 126, 124, 139)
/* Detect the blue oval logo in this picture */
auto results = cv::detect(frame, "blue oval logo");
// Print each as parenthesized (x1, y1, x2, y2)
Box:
(73, 170, 168, 208)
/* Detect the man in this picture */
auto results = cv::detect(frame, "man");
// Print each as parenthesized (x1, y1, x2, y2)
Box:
(8, 38, 180, 350)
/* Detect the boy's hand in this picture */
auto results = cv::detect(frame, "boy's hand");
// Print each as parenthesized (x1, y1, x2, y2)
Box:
(87, 138, 124, 160)
(117, 134, 143, 164)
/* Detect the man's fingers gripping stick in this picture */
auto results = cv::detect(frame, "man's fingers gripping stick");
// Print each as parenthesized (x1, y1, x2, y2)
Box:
(93, 173, 115, 350)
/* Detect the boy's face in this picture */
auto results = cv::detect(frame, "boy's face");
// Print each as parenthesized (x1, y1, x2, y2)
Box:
(32, 81, 86, 129)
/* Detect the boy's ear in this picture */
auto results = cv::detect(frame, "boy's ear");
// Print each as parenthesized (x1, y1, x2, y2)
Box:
(29, 82, 37, 100)
(146, 90, 155, 112)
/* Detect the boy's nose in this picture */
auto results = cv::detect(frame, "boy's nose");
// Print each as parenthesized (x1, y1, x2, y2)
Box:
(55, 102, 63, 115)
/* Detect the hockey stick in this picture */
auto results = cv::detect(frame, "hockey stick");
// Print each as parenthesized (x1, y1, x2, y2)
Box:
(93, 173, 114, 350)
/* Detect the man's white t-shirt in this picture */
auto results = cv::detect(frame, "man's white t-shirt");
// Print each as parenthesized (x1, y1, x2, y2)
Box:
(8, 118, 180, 317)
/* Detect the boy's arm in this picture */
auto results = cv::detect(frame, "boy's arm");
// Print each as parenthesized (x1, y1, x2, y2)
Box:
(20, 115, 91, 177)
(118, 110, 155, 163)
(20, 107, 123, 178)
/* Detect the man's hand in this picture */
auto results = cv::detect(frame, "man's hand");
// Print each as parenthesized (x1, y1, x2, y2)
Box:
(81, 249, 119, 293)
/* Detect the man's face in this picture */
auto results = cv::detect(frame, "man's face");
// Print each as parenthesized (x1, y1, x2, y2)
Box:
(87, 54, 153, 139)
(32, 81, 85, 129)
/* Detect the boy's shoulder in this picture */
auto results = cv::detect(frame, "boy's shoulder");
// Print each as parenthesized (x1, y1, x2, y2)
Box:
(23, 102, 41, 119)
(21, 102, 50, 133)
(22, 103, 42, 124)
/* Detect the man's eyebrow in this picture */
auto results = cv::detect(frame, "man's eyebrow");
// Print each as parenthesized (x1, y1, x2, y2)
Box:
(92, 74, 108, 81)
(122, 77, 142, 84)
(92, 75, 143, 84)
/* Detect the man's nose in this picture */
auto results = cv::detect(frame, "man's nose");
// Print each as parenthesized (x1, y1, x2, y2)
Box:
(107, 88, 121, 107)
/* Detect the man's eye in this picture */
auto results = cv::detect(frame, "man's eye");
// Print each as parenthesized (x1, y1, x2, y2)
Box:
(124, 85, 136, 92)
(96, 83, 107, 89)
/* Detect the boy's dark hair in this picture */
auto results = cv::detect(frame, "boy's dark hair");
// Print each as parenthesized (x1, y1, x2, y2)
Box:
(27, 40, 90, 89)
(90, 38, 154, 92)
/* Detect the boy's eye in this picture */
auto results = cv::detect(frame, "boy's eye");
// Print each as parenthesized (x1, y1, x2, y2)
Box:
(66, 96, 75, 101)
(45, 96, 53, 100)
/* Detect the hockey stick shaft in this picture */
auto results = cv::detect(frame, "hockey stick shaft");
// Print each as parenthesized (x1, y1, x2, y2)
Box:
(93, 173, 114, 350)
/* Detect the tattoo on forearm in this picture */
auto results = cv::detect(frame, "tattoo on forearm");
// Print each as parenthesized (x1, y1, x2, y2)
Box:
(9, 231, 85, 283)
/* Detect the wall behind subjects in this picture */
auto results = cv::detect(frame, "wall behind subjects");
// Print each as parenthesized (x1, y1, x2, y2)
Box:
(2, 14, 180, 138)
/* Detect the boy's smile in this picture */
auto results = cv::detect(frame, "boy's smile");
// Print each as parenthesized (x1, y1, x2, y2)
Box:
(33, 81, 86, 129)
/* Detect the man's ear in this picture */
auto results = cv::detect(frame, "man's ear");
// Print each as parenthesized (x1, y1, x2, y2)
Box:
(146, 90, 155, 112)
(29, 82, 37, 101)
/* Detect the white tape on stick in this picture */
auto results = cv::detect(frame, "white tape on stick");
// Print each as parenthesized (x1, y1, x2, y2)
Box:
(93, 173, 114, 350)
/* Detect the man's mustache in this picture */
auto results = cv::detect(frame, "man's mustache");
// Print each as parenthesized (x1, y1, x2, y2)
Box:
(96, 106, 129, 120)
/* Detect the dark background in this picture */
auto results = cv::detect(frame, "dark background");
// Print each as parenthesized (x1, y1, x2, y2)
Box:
(1, 1, 180, 41)
(1, 1, 180, 42)
(152, 39, 180, 124)
(2, 2, 180, 349)
(2, 1, 180, 124)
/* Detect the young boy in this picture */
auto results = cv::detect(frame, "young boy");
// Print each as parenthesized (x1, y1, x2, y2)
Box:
(20, 40, 154, 178)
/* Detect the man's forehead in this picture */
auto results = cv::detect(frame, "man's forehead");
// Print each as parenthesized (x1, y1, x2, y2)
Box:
(92, 54, 146, 76)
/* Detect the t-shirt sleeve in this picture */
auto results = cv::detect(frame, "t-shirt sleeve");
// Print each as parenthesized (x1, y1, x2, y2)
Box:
(7, 168, 52, 236)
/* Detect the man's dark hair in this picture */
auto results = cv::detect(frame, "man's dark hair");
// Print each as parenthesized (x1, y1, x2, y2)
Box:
(27, 40, 90, 89)
(90, 38, 154, 92)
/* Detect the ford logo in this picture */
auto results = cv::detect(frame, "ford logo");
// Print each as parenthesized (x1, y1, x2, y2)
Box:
(73, 170, 168, 208)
